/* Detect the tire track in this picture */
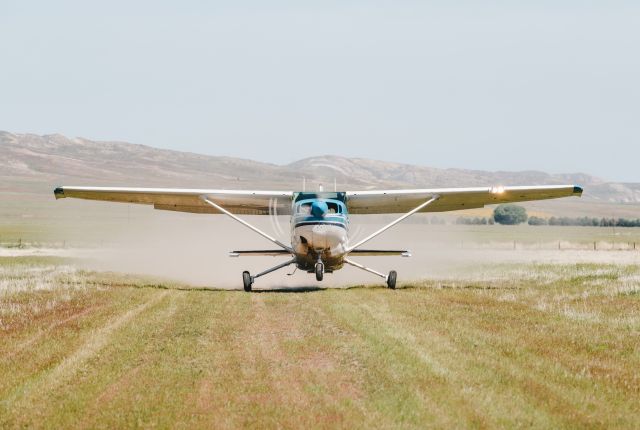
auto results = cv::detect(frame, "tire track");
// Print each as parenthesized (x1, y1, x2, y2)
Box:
(4, 305, 101, 361)
(3, 291, 169, 413)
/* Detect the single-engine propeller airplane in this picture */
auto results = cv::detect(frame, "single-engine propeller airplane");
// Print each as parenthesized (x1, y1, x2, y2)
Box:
(54, 184, 582, 291)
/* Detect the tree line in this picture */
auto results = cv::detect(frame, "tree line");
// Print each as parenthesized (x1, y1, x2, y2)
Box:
(453, 205, 640, 227)
(528, 216, 640, 227)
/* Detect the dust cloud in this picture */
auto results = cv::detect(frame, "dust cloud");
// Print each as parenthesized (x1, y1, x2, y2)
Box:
(58, 208, 638, 290)
(66, 210, 476, 289)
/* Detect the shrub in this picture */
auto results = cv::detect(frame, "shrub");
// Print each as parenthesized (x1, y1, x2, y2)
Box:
(493, 204, 528, 225)
(456, 217, 490, 225)
(528, 216, 547, 226)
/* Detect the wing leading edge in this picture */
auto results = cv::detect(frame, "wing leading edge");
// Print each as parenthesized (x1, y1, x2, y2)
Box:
(54, 186, 293, 215)
(345, 185, 582, 214)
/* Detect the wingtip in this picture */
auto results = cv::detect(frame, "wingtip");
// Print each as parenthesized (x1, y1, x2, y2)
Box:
(54, 186, 65, 199)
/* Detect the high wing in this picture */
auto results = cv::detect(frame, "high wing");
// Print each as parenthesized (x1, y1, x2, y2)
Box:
(346, 185, 583, 214)
(54, 184, 583, 215)
(54, 186, 293, 215)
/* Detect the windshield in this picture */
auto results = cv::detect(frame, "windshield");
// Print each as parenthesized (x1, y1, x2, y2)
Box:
(296, 201, 343, 215)
(297, 203, 312, 214)
(326, 202, 340, 214)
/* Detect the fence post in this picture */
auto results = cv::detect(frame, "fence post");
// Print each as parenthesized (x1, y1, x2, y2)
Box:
(594, 241, 596, 251)
(558, 241, 561, 250)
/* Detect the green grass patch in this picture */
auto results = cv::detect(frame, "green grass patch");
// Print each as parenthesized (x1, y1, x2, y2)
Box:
(1, 257, 639, 428)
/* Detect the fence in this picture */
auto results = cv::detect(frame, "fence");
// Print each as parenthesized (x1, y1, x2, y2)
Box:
(457, 241, 638, 251)
(0, 239, 637, 252)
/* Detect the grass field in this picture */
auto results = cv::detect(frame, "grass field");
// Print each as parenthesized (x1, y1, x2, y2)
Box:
(1, 255, 640, 429)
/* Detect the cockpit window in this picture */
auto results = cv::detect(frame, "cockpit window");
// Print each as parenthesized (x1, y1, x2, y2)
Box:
(326, 202, 340, 214)
(297, 203, 312, 214)
(296, 200, 343, 215)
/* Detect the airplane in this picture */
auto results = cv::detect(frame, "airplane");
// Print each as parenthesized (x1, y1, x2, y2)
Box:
(54, 184, 583, 291)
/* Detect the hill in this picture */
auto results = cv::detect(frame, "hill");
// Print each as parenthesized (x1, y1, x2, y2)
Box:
(1, 131, 639, 218)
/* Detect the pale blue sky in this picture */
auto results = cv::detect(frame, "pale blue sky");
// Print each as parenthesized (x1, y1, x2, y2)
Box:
(1, 1, 638, 181)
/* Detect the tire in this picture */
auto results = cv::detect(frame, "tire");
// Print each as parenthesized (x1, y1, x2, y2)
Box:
(315, 263, 324, 282)
(387, 270, 397, 289)
(242, 271, 252, 292)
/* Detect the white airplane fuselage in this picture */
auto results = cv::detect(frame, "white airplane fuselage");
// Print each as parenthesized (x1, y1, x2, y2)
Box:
(290, 194, 349, 272)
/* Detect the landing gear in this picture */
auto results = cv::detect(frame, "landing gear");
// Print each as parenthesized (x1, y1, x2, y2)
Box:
(344, 258, 398, 289)
(315, 262, 324, 281)
(242, 271, 253, 292)
(386, 270, 397, 289)
(240, 258, 297, 291)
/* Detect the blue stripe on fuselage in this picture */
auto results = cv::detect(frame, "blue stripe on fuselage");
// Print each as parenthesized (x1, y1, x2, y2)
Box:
(296, 215, 346, 223)
(294, 221, 347, 229)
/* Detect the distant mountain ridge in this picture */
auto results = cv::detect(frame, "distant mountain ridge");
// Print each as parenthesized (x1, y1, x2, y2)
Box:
(1, 131, 639, 203)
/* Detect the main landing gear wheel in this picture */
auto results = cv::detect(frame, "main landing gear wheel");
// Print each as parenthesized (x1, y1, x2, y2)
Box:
(387, 270, 397, 289)
(242, 271, 253, 292)
(315, 263, 324, 282)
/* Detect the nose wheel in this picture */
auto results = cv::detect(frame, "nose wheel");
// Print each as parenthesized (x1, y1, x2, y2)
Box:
(315, 262, 324, 281)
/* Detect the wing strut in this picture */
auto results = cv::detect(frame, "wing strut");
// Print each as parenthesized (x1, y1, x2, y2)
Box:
(344, 258, 387, 280)
(346, 195, 439, 253)
(200, 196, 293, 253)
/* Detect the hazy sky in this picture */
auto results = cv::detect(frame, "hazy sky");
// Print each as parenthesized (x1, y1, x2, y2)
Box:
(1, 1, 638, 181)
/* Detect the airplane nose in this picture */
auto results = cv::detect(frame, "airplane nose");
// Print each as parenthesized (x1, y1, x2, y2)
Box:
(310, 224, 347, 254)
(311, 201, 329, 218)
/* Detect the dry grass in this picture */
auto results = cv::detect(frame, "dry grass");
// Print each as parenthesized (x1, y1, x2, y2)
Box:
(1, 256, 639, 429)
